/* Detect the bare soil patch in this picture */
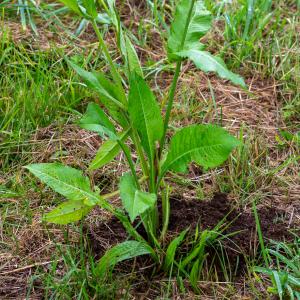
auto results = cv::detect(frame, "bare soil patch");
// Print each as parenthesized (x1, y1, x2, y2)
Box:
(88, 193, 296, 275)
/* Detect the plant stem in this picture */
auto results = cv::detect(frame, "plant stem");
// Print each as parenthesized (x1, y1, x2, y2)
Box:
(159, 60, 182, 154)
(159, 0, 196, 155)
(91, 20, 127, 104)
(149, 166, 156, 193)
(155, 172, 165, 193)
(131, 129, 149, 177)
(117, 140, 140, 189)
(160, 184, 170, 241)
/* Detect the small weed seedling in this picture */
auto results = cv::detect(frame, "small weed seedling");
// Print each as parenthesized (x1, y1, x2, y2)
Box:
(25, 0, 245, 287)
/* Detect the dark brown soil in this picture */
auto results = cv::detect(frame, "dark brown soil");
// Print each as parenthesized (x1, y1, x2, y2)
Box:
(89, 194, 293, 258)
(169, 194, 292, 255)
(87, 193, 294, 283)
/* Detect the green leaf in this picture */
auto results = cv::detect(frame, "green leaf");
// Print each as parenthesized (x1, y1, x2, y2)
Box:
(106, 0, 118, 26)
(125, 35, 143, 77)
(166, 0, 245, 87)
(167, 0, 212, 60)
(176, 50, 246, 87)
(162, 125, 240, 175)
(89, 129, 130, 170)
(119, 173, 157, 222)
(90, 140, 120, 170)
(164, 229, 188, 271)
(267, 249, 300, 276)
(288, 274, 300, 287)
(68, 60, 126, 111)
(59, 0, 83, 16)
(82, 0, 97, 19)
(189, 258, 201, 290)
(97, 241, 153, 278)
(254, 267, 300, 287)
(43, 201, 93, 224)
(25, 163, 100, 206)
(128, 74, 163, 162)
(78, 103, 117, 140)
(95, 12, 111, 24)
(272, 271, 284, 300)
(93, 72, 128, 127)
(182, 229, 209, 268)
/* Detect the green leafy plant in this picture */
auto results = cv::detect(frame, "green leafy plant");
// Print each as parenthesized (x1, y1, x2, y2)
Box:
(254, 234, 300, 300)
(25, 0, 245, 286)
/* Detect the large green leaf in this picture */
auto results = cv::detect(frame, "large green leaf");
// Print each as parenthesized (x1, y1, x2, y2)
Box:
(89, 129, 130, 170)
(25, 163, 100, 206)
(128, 74, 163, 162)
(97, 241, 153, 278)
(43, 201, 93, 224)
(161, 125, 239, 175)
(176, 50, 246, 87)
(167, 0, 212, 60)
(78, 103, 117, 140)
(119, 173, 157, 222)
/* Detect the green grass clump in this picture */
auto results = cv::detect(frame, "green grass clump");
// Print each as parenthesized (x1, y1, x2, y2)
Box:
(254, 234, 300, 299)
(0, 31, 93, 171)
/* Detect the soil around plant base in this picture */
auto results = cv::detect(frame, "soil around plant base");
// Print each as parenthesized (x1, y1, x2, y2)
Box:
(88, 193, 294, 268)
(87, 193, 297, 297)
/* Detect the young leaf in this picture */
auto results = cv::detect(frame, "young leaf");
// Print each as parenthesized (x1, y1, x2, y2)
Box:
(93, 71, 128, 127)
(176, 50, 246, 87)
(164, 229, 188, 271)
(106, 0, 118, 26)
(68, 60, 126, 109)
(89, 129, 130, 170)
(166, 0, 245, 87)
(272, 271, 284, 300)
(161, 125, 240, 175)
(82, 0, 98, 19)
(25, 163, 100, 206)
(97, 241, 154, 278)
(167, 0, 212, 60)
(189, 258, 201, 290)
(59, 0, 83, 16)
(182, 229, 209, 268)
(78, 103, 117, 140)
(125, 35, 143, 77)
(128, 74, 163, 162)
(43, 201, 93, 224)
(119, 173, 157, 222)
(90, 139, 120, 170)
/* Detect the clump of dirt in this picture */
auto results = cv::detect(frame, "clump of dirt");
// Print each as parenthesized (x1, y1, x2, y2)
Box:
(88, 193, 294, 268)
(169, 194, 292, 254)
(88, 213, 128, 259)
